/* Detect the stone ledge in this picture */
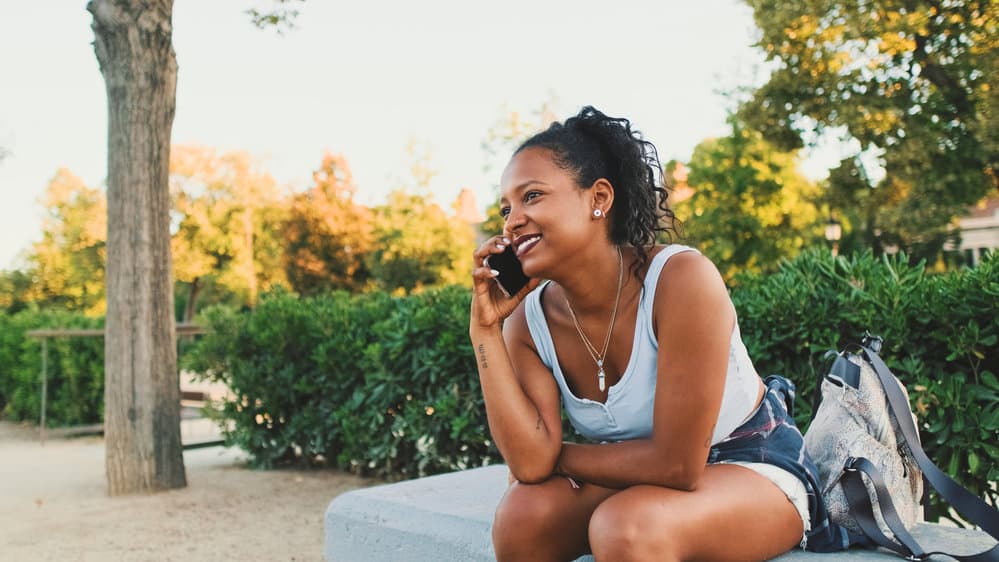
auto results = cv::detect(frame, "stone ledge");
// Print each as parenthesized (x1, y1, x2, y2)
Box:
(324, 464, 996, 561)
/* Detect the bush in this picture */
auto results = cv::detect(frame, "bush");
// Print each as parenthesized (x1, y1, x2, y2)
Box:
(0, 309, 104, 426)
(733, 249, 999, 520)
(183, 285, 498, 476)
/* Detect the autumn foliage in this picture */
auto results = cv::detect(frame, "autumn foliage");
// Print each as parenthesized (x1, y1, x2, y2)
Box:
(1, 147, 478, 318)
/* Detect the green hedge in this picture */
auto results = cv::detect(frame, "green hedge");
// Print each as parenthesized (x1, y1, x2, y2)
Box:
(182, 286, 495, 477)
(0, 309, 104, 426)
(733, 249, 999, 518)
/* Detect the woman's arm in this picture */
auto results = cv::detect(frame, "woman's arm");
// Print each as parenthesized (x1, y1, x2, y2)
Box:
(472, 306, 564, 483)
(555, 252, 735, 490)
(470, 238, 562, 483)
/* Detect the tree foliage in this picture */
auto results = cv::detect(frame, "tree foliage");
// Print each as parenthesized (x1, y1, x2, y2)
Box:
(677, 117, 824, 281)
(28, 168, 107, 315)
(0, 269, 37, 315)
(742, 0, 998, 258)
(246, 0, 305, 32)
(365, 142, 476, 294)
(283, 153, 373, 295)
(368, 190, 474, 294)
(170, 145, 288, 314)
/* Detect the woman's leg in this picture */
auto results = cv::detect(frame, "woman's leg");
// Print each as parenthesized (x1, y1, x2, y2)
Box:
(493, 477, 620, 562)
(588, 464, 805, 562)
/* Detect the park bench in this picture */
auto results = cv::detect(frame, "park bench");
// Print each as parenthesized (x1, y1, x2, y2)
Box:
(324, 464, 996, 561)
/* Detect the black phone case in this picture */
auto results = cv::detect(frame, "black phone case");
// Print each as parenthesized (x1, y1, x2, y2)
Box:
(485, 245, 530, 297)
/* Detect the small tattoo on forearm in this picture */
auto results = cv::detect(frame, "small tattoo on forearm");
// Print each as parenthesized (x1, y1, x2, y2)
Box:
(477, 343, 489, 369)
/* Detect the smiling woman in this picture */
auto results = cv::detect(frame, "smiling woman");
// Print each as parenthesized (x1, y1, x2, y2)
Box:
(468, 107, 849, 561)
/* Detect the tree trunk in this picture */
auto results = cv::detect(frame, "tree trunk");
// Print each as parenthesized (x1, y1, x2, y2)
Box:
(183, 276, 200, 324)
(243, 207, 257, 306)
(89, 0, 186, 495)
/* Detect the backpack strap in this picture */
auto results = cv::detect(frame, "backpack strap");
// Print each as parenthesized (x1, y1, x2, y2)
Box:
(861, 345, 999, 539)
(841, 457, 927, 559)
(843, 457, 999, 561)
(852, 344, 999, 560)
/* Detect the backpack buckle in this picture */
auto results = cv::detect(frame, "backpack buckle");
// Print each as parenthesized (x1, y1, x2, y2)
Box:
(843, 456, 859, 472)
(861, 331, 884, 353)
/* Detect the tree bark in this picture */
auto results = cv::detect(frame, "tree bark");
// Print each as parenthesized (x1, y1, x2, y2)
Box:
(183, 276, 200, 324)
(88, 0, 186, 495)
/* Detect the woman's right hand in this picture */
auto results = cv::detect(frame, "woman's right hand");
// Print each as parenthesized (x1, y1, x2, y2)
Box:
(471, 236, 540, 330)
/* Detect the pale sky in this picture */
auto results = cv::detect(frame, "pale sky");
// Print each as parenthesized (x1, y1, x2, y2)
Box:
(0, 0, 845, 271)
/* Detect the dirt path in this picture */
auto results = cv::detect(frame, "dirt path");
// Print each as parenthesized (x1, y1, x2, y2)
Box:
(0, 421, 372, 561)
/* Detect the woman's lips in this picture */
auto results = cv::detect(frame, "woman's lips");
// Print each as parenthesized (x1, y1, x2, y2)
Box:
(514, 234, 541, 257)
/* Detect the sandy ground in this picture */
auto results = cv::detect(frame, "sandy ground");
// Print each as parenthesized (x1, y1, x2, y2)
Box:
(0, 420, 373, 561)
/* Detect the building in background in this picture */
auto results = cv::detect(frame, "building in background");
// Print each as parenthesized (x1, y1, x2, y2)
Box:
(453, 187, 486, 246)
(952, 195, 999, 267)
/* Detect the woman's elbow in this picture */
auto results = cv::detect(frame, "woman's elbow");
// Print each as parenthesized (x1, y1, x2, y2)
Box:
(507, 451, 558, 484)
(664, 461, 704, 491)
(511, 469, 551, 485)
(509, 460, 556, 484)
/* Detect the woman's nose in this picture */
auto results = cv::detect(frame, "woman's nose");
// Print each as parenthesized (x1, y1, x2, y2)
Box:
(503, 207, 525, 236)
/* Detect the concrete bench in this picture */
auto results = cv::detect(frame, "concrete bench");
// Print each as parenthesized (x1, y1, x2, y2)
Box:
(325, 464, 996, 561)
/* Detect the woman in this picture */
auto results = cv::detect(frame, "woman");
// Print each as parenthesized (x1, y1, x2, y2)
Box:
(469, 107, 845, 561)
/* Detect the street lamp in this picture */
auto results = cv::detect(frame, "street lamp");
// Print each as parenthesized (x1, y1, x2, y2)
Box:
(825, 216, 842, 257)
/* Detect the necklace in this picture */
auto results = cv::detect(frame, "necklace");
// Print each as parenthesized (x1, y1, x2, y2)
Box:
(563, 246, 624, 393)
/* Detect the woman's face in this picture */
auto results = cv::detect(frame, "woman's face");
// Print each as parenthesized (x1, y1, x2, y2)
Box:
(498, 147, 597, 278)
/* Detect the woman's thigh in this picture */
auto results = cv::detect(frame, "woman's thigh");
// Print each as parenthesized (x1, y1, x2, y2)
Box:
(493, 476, 620, 562)
(588, 464, 805, 562)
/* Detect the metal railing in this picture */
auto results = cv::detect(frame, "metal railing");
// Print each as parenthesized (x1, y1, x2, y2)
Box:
(25, 324, 206, 443)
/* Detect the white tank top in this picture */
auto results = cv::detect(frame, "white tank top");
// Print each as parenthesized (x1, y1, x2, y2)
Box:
(523, 245, 761, 444)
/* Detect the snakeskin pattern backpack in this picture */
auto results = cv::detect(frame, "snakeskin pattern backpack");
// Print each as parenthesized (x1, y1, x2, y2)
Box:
(804, 333, 999, 561)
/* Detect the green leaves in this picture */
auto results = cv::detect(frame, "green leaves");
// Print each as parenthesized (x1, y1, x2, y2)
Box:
(182, 285, 497, 476)
(366, 190, 475, 294)
(676, 115, 824, 282)
(0, 310, 104, 426)
(742, 0, 998, 260)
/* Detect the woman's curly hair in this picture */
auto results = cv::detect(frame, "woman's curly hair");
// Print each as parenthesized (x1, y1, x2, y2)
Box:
(515, 106, 680, 278)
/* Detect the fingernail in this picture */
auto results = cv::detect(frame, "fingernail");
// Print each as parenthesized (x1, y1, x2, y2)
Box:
(490, 269, 499, 276)
(496, 243, 505, 250)
(502, 237, 510, 244)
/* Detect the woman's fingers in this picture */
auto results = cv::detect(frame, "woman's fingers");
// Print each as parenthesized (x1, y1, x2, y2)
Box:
(472, 266, 500, 283)
(473, 236, 512, 264)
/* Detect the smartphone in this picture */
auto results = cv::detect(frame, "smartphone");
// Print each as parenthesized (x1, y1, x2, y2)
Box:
(484, 244, 530, 297)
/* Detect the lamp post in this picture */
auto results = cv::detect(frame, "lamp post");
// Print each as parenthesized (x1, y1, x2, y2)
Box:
(825, 216, 842, 257)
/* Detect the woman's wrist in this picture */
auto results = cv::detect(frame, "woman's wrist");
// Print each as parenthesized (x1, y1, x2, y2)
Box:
(469, 322, 503, 340)
(555, 443, 572, 476)
(556, 446, 582, 489)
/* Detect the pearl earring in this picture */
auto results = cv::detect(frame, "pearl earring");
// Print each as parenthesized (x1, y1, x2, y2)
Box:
(593, 209, 603, 218)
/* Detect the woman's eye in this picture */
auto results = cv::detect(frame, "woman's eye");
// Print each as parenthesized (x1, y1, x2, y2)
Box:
(499, 207, 511, 218)
(524, 191, 541, 202)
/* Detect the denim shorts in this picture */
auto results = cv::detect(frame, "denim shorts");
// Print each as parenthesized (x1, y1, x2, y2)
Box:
(707, 375, 850, 553)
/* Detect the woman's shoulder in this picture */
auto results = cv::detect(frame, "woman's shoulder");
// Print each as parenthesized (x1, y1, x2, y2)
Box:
(647, 245, 733, 336)
(648, 245, 727, 301)
(641, 244, 711, 281)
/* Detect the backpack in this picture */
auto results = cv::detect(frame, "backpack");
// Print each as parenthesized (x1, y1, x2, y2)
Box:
(804, 333, 999, 561)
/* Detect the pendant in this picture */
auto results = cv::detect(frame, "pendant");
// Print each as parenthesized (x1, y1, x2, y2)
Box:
(597, 360, 606, 392)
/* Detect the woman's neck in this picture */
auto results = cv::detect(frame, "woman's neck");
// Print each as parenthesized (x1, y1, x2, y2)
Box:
(554, 244, 631, 316)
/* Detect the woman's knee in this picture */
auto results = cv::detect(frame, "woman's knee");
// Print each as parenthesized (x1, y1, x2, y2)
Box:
(492, 482, 563, 559)
(588, 489, 682, 562)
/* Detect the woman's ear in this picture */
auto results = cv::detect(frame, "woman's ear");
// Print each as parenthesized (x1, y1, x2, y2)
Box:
(590, 178, 615, 216)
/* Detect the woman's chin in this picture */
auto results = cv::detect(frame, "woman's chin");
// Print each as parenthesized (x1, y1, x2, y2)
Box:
(519, 258, 543, 281)
(520, 259, 553, 283)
